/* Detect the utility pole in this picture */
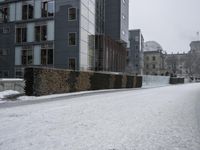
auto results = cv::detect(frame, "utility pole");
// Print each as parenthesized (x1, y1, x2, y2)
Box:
(197, 32, 200, 41)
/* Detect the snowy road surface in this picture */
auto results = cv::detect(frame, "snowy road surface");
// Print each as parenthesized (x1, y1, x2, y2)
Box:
(0, 83, 200, 150)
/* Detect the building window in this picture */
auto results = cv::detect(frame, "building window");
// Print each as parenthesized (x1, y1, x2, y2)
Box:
(0, 6, 9, 22)
(15, 68, 24, 78)
(16, 26, 27, 43)
(68, 33, 76, 46)
(41, 48, 53, 65)
(69, 58, 76, 70)
(21, 46, 33, 65)
(0, 49, 8, 56)
(41, 0, 55, 17)
(135, 45, 139, 50)
(68, 8, 76, 21)
(152, 64, 156, 69)
(146, 64, 149, 69)
(152, 56, 156, 61)
(22, 1, 34, 20)
(135, 36, 139, 42)
(35, 25, 47, 42)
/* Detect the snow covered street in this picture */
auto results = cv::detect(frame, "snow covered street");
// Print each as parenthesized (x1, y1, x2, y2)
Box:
(0, 83, 200, 150)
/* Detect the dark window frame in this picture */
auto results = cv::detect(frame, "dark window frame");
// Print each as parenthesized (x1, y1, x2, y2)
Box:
(68, 32, 76, 46)
(16, 26, 27, 43)
(41, 48, 53, 65)
(21, 47, 33, 65)
(41, 0, 55, 18)
(22, 0, 34, 20)
(68, 7, 77, 21)
(35, 25, 47, 42)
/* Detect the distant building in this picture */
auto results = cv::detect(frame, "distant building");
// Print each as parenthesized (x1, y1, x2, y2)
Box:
(126, 29, 144, 75)
(0, 0, 129, 78)
(143, 41, 166, 75)
(165, 53, 188, 77)
(190, 41, 200, 53)
(186, 41, 200, 78)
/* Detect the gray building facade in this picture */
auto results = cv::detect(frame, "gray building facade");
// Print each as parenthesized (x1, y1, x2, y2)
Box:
(105, 0, 129, 44)
(0, 0, 128, 78)
(127, 29, 144, 75)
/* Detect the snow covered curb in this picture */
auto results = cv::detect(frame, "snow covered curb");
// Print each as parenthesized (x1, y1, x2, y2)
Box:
(17, 89, 130, 101)
(0, 85, 172, 104)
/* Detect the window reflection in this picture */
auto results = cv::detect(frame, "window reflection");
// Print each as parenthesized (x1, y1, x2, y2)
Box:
(42, 0, 55, 18)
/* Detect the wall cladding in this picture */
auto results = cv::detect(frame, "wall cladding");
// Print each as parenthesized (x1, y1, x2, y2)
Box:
(24, 68, 142, 96)
(170, 77, 185, 84)
(0, 79, 25, 93)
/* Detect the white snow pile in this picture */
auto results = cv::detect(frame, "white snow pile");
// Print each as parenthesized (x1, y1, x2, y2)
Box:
(0, 78, 23, 81)
(0, 90, 20, 102)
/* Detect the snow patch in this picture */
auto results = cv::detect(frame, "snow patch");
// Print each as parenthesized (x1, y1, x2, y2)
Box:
(0, 90, 20, 99)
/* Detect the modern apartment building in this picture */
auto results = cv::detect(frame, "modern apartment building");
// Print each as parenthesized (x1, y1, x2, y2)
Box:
(127, 29, 144, 75)
(0, 0, 128, 78)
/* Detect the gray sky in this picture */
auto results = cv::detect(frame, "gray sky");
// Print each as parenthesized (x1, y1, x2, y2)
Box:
(129, 0, 200, 53)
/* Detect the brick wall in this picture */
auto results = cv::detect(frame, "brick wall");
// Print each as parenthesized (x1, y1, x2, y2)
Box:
(24, 68, 142, 96)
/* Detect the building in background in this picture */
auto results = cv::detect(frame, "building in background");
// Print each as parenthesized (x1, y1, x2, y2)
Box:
(165, 41, 200, 78)
(95, 0, 129, 72)
(143, 41, 167, 75)
(165, 53, 188, 77)
(126, 29, 144, 75)
(0, 0, 129, 78)
(186, 41, 200, 78)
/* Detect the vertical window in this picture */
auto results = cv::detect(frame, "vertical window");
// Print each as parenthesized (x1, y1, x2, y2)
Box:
(41, 44, 53, 65)
(135, 45, 139, 50)
(0, 6, 9, 22)
(35, 25, 47, 42)
(21, 47, 33, 65)
(135, 36, 139, 42)
(153, 64, 156, 69)
(68, 8, 76, 21)
(22, 1, 34, 20)
(68, 33, 76, 46)
(15, 68, 24, 78)
(152, 56, 156, 61)
(16, 26, 27, 43)
(42, 0, 55, 17)
(69, 58, 76, 70)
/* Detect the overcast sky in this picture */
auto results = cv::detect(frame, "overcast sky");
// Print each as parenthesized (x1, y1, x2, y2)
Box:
(129, 0, 200, 53)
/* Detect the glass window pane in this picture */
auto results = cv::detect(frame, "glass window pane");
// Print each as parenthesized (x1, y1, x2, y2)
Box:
(47, 49, 53, 64)
(41, 49, 47, 65)
(68, 8, 76, 20)
(48, 1, 54, 16)
(41, 25, 47, 41)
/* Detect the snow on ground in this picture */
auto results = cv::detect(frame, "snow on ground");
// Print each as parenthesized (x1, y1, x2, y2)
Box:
(0, 83, 200, 150)
(0, 90, 20, 103)
(17, 89, 128, 101)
